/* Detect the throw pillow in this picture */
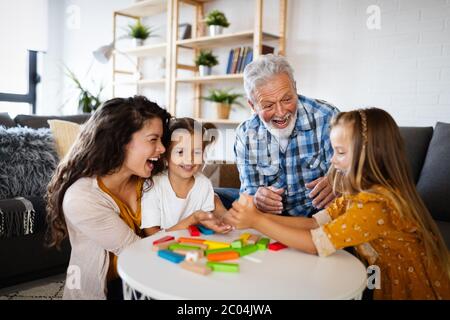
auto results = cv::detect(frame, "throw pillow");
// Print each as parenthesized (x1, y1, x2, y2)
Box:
(0, 127, 59, 200)
(48, 119, 81, 159)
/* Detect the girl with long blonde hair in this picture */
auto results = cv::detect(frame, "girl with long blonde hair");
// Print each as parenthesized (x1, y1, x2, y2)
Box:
(225, 108, 450, 300)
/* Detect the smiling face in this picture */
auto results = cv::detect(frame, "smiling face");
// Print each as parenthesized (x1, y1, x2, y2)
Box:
(122, 118, 166, 178)
(330, 122, 354, 174)
(168, 130, 203, 180)
(251, 73, 298, 130)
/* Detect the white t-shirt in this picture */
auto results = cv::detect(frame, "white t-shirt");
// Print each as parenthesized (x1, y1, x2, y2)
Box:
(141, 171, 215, 230)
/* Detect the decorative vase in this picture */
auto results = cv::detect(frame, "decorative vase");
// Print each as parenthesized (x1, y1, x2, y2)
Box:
(208, 25, 223, 37)
(199, 65, 212, 77)
(133, 38, 144, 46)
(215, 102, 231, 119)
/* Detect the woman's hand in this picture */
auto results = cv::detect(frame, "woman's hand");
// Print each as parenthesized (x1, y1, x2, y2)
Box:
(223, 194, 264, 229)
(192, 210, 232, 234)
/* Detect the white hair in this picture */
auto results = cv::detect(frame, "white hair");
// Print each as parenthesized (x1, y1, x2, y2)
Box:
(243, 54, 296, 103)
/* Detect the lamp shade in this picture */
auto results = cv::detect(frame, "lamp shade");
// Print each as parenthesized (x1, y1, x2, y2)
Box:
(93, 43, 114, 64)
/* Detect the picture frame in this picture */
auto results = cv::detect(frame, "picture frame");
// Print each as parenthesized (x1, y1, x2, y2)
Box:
(178, 23, 192, 40)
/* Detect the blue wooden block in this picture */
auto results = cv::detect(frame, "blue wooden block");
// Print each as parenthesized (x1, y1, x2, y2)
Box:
(158, 250, 185, 264)
(197, 224, 214, 235)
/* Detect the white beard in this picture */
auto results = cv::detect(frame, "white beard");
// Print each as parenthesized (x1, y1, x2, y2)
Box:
(261, 112, 297, 152)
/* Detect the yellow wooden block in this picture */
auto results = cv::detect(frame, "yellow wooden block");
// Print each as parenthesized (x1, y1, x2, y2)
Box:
(239, 233, 251, 244)
(204, 240, 230, 250)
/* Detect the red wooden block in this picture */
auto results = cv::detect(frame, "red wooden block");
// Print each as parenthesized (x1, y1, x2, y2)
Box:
(268, 241, 287, 251)
(153, 235, 175, 245)
(188, 225, 200, 237)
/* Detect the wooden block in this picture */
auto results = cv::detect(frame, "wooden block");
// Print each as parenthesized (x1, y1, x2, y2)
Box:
(207, 251, 240, 262)
(204, 240, 230, 250)
(231, 239, 243, 249)
(169, 243, 202, 251)
(205, 247, 238, 255)
(173, 249, 204, 260)
(256, 238, 270, 250)
(158, 250, 185, 264)
(268, 241, 288, 251)
(197, 225, 214, 235)
(239, 233, 251, 244)
(188, 225, 200, 237)
(153, 235, 175, 245)
(247, 234, 260, 245)
(180, 261, 212, 275)
(206, 262, 239, 273)
(178, 237, 206, 244)
(237, 244, 258, 256)
(152, 240, 177, 252)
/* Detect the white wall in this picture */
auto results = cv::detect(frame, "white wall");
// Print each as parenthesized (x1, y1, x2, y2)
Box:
(38, 0, 450, 159)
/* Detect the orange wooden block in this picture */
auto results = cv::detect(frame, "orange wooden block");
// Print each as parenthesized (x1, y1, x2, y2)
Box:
(207, 251, 240, 262)
(180, 261, 212, 275)
(178, 237, 206, 244)
(152, 240, 177, 252)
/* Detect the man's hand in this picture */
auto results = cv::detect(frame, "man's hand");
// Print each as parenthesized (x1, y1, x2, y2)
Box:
(193, 210, 232, 234)
(305, 176, 335, 209)
(253, 186, 284, 214)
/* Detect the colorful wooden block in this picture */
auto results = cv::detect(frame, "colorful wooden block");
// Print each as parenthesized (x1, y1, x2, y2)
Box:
(158, 250, 185, 264)
(173, 249, 204, 260)
(152, 240, 177, 252)
(204, 240, 231, 250)
(256, 238, 270, 250)
(239, 233, 251, 244)
(268, 241, 288, 251)
(206, 262, 239, 273)
(168, 243, 202, 251)
(205, 247, 238, 255)
(178, 237, 206, 244)
(237, 244, 258, 256)
(231, 239, 243, 249)
(247, 234, 260, 245)
(197, 225, 214, 235)
(188, 225, 200, 237)
(180, 261, 212, 275)
(152, 235, 175, 245)
(207, 251, 240, 262)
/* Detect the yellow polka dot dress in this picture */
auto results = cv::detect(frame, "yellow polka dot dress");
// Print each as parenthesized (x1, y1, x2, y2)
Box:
(311, 187, 450, 300)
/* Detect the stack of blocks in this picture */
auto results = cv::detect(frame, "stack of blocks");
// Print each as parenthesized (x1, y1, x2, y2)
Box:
(153, 225, 287, 276)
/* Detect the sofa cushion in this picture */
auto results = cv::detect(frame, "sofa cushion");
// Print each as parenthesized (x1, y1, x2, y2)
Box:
(0, 126, 59, 200)
(417, 122, 450, 222)
(14, 114, 90, 129)
(48, 120, 81, 158)
(399, 127, 433, 183)
(0, 112, 16, 128)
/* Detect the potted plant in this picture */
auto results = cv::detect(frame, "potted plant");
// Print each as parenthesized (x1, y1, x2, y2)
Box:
(64, 66, 104, 114)
(205, 10, 230, 36)
(195, 50, 219, 76)
(127, 21, 155, 46)
(202, 88, 244, 119)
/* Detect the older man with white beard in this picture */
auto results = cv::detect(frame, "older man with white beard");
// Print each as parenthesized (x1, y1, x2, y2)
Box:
(234, 54, 339, 217)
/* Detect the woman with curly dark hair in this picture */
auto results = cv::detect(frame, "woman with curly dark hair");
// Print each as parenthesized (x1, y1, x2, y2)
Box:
(46, 96, 171, 299)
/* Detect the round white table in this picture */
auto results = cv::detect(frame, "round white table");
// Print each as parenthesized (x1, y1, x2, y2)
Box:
(118, 229, 367, 300)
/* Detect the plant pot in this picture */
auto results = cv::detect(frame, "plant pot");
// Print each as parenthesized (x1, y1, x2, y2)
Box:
(133, 38, 144, 46)
(208, 25, 223, 37)
(215, 102, 231, 119)
(199, 65, 212, 77)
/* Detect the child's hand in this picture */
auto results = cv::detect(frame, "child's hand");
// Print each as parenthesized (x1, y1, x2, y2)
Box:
(224, 194, 263, 229)
(192, 210, 232, 234)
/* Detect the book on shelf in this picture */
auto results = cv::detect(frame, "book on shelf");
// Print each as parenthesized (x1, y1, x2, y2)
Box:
(225, 45, 274, 74)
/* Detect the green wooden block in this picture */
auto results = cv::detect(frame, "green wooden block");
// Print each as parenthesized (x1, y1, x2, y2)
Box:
(168, 243, 202, 251)
(231, 239, 243, 249)
(257, 238, 270, 250)
(205, 247, 238, 255)
(207, 262, 239, 273)
(237, 244, 258, 256)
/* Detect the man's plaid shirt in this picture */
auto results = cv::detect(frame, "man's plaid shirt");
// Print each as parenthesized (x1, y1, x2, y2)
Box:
(234, 95, 339, 216)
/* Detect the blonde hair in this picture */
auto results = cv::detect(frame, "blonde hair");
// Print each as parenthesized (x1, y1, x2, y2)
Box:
(328, 108, 450, 278)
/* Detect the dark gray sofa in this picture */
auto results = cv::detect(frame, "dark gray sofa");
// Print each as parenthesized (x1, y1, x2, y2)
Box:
(0, 112, 90, 288)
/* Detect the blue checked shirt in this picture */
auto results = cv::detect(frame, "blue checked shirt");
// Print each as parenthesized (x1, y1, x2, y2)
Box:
(234, 95, 339, 217)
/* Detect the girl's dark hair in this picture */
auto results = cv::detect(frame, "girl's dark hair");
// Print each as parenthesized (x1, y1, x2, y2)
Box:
(167, 117, 217, 155)
(45, 96, 171, 248)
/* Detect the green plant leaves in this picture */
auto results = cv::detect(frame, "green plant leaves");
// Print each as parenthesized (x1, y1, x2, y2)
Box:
(205, 10, 230, 27)
(195, 50, 219, 67)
